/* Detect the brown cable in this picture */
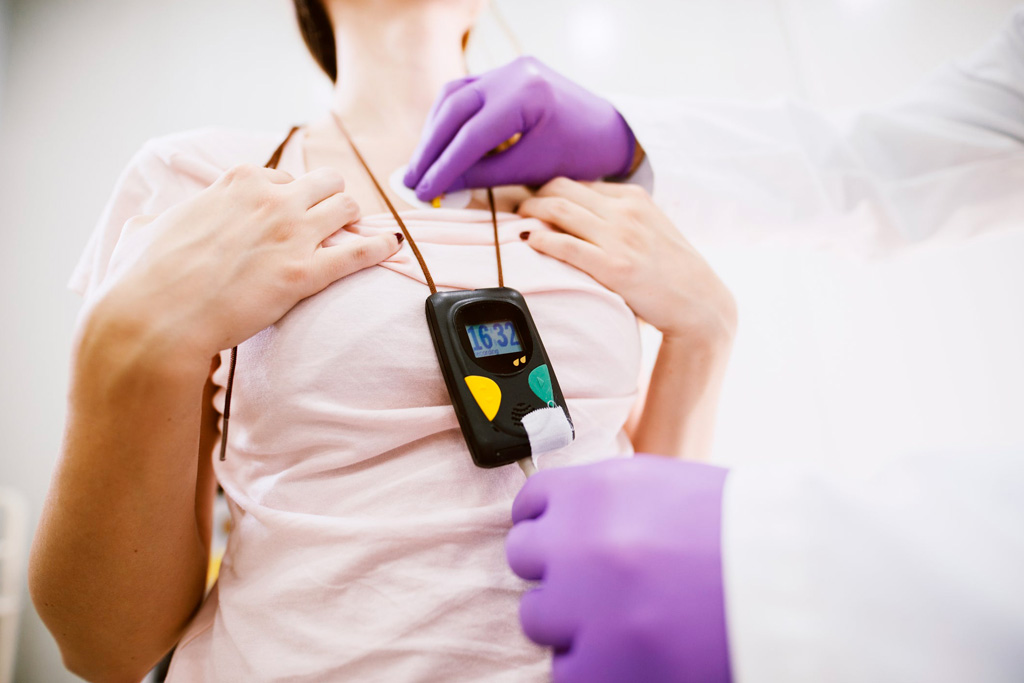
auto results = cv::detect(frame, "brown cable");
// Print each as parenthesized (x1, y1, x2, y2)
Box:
(220, 119, 504, 461)
(488, 187, 503, 287)
(330, 111, 439, 295)
(329, 110, 503, 293)
(219, 126, 300, 462)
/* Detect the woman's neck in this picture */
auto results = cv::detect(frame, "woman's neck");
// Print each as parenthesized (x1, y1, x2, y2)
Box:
(328, 2, 473, 140)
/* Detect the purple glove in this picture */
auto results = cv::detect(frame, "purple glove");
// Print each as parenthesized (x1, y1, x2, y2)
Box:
(506, 456, 732, 683)
(403, 56, 637, 201)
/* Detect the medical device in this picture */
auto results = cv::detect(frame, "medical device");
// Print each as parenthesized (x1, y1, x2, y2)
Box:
(217, 121, 575, 475)
(425, 287, 571, 469)
(344, 116, 576, 475)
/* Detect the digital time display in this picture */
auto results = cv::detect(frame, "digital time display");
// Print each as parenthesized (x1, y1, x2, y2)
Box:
(465, 320, 523, 358)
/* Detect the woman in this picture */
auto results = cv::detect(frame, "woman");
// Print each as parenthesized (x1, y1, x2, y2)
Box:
(29, 0, 736, 680)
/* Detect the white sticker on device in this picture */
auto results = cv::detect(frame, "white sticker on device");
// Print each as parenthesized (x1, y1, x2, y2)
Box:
(521, 406, 574, 471)
(389, 165, 472, 210)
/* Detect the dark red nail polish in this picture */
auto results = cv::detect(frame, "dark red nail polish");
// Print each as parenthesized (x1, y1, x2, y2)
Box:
(519, 231, 530, 241)
(395, 232, 404, 244)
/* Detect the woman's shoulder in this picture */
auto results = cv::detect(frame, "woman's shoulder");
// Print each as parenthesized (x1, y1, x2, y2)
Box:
(130, 125, 297, 188)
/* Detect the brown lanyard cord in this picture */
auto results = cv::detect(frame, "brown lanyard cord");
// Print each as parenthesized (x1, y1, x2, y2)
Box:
(219, 120, 505, 461)
(219, 126, 299, 462)
(329, 110, 504, 290)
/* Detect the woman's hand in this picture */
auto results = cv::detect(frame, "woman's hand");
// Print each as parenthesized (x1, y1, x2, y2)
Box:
(32, 164, 402, 681)
(517, 178, 736, 345)
(518, 179, 737, 459)
(96, 163, 401, 360)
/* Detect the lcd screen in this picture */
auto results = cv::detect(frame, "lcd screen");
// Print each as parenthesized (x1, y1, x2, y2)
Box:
(465, 320, 523, 358)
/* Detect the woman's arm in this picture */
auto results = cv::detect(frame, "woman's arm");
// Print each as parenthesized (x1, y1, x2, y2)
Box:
(31, 162, 400, 681)
(30, 300, 216, 682)
(518, 179, 736, 460)
(626, 331, 733, 460)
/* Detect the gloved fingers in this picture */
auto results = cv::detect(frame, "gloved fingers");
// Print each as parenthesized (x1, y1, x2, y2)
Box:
(404, 85, 485, 195)
(425, 75, 477, 125)
(511, 469, 557, 523)
(551, 648, 588, 683)
(453, 135, 549, 190)
(519, 587, 576, 650)
(414, 107, 524, 202)
(404, 76, 477, 189)
(505, 519, 547, 581)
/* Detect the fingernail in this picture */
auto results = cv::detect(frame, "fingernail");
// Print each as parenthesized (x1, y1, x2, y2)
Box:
(519, 231, 530, 241)
(395, 232, 405, 244)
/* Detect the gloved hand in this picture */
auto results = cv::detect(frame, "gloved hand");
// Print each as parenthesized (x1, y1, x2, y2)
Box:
(506, 456, 732, 683)
(403, 56, 637, 201)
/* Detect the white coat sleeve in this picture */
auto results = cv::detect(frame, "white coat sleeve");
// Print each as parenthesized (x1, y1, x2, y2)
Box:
(722, 449, 1024, 682)
(611, 7, 1024, 252)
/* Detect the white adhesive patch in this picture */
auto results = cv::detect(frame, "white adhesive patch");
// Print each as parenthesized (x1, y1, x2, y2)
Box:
(521, 407, 574, 469)
(389, 165, 472, 210)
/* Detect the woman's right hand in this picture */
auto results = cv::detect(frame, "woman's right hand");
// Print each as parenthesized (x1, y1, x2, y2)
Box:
(94, 163, 401, 359)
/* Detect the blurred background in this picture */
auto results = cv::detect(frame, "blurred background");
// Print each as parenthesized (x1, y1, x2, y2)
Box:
(1, 0, 1022, 680)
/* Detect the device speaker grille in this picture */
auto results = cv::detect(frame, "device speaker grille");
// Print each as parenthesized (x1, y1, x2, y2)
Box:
(510, 402, 533, 426)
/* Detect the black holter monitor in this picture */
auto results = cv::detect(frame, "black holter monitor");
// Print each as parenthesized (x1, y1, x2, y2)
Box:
(425, 287, 573, 468)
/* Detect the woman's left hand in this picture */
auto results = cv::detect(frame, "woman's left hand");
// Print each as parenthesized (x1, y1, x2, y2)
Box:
(517, 178, 737, 344)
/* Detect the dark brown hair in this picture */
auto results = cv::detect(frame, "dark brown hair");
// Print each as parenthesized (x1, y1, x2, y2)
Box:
(294, 0, 338, 82)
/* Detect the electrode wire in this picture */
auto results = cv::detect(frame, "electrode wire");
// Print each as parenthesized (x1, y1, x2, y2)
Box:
(331, 111, 439, 294)
(220, 125, 299, 461)
(488, 188, 504, 287)
(221, 121, 505, 462)
(330, 111, 504, 294)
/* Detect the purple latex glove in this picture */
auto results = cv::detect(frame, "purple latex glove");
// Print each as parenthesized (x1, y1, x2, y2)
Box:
(506, 456, 732, 683)
(403, 56, 637, 201)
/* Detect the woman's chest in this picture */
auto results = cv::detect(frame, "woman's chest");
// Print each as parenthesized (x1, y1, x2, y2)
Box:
(224, 244, 642, 412)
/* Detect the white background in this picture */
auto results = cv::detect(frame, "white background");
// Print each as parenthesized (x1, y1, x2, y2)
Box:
(1, 0, 1022, 680)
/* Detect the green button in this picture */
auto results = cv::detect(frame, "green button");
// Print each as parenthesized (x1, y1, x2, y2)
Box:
(528, 364, 553, 405)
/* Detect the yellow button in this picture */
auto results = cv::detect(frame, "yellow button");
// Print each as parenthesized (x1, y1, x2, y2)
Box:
(465, 376, 501, 421)
(431, 196, 443, 208)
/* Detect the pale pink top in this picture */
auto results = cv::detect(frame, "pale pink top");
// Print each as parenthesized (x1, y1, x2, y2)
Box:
(71, 127, 641, 682)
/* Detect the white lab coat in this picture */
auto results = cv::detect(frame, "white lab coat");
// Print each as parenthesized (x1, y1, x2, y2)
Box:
(613, 9, 1024, 683)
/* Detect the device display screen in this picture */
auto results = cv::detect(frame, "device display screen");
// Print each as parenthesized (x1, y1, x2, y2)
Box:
(465, 320, 523, 358)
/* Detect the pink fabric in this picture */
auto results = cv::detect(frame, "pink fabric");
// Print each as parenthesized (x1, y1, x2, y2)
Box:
(72, 127, 641, 682)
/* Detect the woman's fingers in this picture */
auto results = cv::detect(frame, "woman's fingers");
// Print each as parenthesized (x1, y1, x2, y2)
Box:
(517, 194, 605, 245)
(522, 231, 608, 282)
(310, 233, 402, 292)
(581, 180, 649, 201)
(306, 192, 361, 240)
(534, 177, 614, 221)
(292, 167, 347, 209)
(263, 167, 296, 184)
